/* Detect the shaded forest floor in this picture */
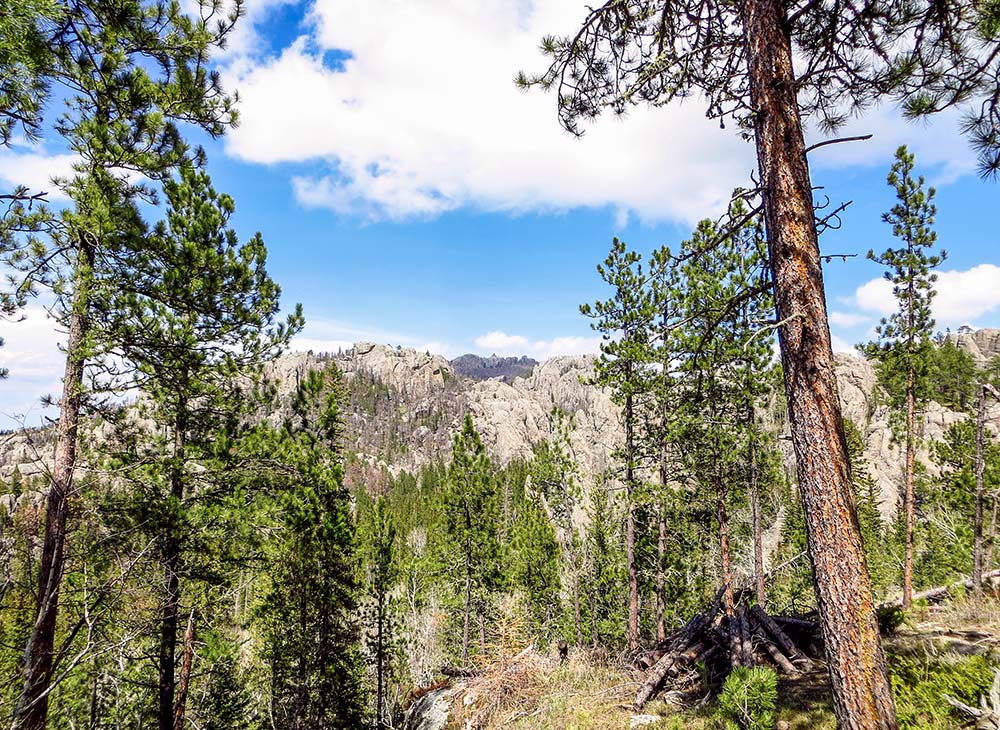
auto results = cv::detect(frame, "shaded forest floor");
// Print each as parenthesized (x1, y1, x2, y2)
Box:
(416, 599, 1000, 729)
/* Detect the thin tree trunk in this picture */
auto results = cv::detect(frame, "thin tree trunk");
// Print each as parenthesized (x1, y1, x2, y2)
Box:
(13, 240, 94, 730)
(625, 391, 639, 653)
(159, 406, 187, 730)
(376, 592, 385, 728)
(715, 452, 734, 615)
(974, 385, 986, 596)
(462, 561, 471, 664)
(738, 0, 898, 725)
(988, 489, 999, 574)
(570, 544, 583, 647)
(656, 502, 667, 641)
(172, 610, 195, 730)
(750, 437, 766, 608)
(903, 364, 916, 609)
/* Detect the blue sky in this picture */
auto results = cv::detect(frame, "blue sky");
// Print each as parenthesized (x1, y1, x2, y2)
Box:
(1, 0, 999, 425)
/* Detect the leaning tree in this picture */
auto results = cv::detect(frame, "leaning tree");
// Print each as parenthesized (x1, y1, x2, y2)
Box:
(521, 1, 1000, 727)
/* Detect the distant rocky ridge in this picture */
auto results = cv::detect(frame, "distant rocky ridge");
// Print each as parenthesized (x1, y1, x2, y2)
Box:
(450, 354, 538, 382)
(5, 331, 1000, 529)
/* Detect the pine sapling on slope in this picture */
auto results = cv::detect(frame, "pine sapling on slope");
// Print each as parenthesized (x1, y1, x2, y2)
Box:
(864, 145, 945, 610)
(581, 239, 655, 653)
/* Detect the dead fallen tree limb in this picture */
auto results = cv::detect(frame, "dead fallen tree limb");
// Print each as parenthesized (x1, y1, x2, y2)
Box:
(440, 665, 481, 678)
(880, 568, 1000, 609)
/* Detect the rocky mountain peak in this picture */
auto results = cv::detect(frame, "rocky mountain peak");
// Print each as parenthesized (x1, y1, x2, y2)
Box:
(950, 328, 1000, 364)
(450, 353, 539, 382)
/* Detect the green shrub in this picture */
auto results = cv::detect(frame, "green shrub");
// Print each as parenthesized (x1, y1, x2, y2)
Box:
(889, 653, 995, 729)
(877, 605, 907, 635)
(717, 666, 778, 730)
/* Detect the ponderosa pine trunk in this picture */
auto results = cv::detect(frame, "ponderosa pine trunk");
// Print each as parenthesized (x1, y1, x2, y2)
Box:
(13, 240, 94, 730)
(714, 450, 734, 615)
(172, 610, 195, 730)
(739, 0, 898, 725)
(749, 437, 766, 608)
(902, 338, 917, 608)
(625, 389, 639, 653)
(159, 405, 187, 730)
(656, 501, 667, 641)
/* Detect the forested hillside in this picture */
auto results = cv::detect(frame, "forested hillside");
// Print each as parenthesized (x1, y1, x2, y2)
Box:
(3, 1, 1000, 729)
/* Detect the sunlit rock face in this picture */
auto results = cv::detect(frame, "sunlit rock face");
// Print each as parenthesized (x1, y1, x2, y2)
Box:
(5, 330, 1000, 530)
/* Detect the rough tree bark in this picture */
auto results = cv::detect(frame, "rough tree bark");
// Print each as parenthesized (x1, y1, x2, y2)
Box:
(656, 501, 667, 641)
(715, 451, 734, 615)
(172, 610, 195, 730)
(738, 0, 898, 725)
(13, 240, 94, 730)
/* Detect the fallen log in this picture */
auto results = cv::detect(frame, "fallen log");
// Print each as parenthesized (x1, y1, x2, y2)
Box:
(440, 665, 480, 678)
(750, 605, 814, 671)
(880, 568, 1000, 609)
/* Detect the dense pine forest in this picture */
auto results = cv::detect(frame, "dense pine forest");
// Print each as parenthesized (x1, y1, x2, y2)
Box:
(3, 1, 1000, 729)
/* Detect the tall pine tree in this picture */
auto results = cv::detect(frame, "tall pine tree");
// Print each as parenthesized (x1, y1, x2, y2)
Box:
(580, 239, 654, 652)
(864, 145, 945, 610)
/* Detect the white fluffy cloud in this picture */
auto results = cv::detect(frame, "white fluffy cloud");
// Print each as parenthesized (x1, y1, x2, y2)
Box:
(854, 264, 1000, 328)
(0, 149, 76, 200)
(223, 0, 754, 223)
(828, 310, 870, 328)
(0, 307, 65, 426)
(290, 316, 460, 357)
(220, 1, 978, 223)
(473, 330, 600, 359)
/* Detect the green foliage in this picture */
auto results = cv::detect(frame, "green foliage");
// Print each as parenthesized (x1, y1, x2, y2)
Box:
(252, 367, 368, 729)
(862, 146, 945, 422)
(844, 418, 894, 598)
(444, 414, 502, 661)
(876, 605, 907, 635)
(0, 0, 58, 147)
(584, 480, 627, 649)
(198, 656, 252, 730)
(510, 493, 561, 636)
(360, 495, 404, 728)
(889, 653, 996, 729)
(928, 338, 980, 412)
(716, 666, 778, 730)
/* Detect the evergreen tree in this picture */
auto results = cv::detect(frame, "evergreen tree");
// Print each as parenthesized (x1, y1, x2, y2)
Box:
(107, 162, 299, 730)
(928, 338, 980, 412)
(443, 415, 501, 664)
(864, 145, 945, 610)
(530, 407, 584, 645)
(0, 0, 57, 149)
(584, 478, 627, 649)
(510, 493, 561, 637)
(672, 207, 773, 620)
(363, 496, 401, 729)
(580, 238, 654, 652)
(844, 419, 892, 599)
(1, 5, 240, 725)
(252, 367, 367, 729)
